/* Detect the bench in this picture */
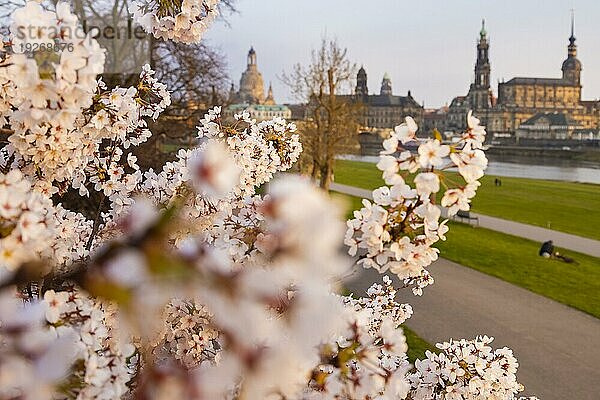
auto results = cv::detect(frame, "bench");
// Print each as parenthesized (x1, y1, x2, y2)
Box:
(453, 210, 480, 226)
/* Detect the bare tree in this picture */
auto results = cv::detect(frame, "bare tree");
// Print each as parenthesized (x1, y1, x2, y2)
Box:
(283, 39, 362, 190)
(154, 40, 229, 115)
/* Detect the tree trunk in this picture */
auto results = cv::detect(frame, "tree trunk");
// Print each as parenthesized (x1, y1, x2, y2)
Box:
(319, 157, 334, 191)
(311, 160, 319, 180)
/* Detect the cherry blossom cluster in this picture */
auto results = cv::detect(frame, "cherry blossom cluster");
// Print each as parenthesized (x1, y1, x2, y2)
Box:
(0, 170, 55, 271)
(1, 3, 171, 203)
(82, 65, 170, 152)
(0, 60, 14, 129)
(345, 113, 488, 295)
(0, 291, 79, 400)
(304, 316, 411, 400)
(62, 64, 170, 205)
(153, 298, 220, 369)
(133, 0, 221, 44)
(0, 168, 93, 276)
(408, 336, 532, 400)
(49, 204, 93, 268)
(197, 107, 302, 197)
(302, 277, 415, 399)
(138, 141, 241, 225)
(42, 287, 133, 399)
(192, 177, 349, 399)
(139, 108, 300, 223)
(344, 276, 414, 335)
(4, 1, 105, 185)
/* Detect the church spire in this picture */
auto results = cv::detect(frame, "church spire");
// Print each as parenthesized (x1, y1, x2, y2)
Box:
(474, 19, 490, 89)
(570, 9, 575, 41)
(264, 82, 276, 105)
(568, 9, 577, 56)
(562, 10, 582, 85)
(480, 19, 487, 38)
(228, 82, 236, 102)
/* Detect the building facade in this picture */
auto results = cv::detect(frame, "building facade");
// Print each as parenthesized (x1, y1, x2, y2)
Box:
(448, 18, 600, 140)
(354, 67, 424, 131)
(225, 48, 291, 122)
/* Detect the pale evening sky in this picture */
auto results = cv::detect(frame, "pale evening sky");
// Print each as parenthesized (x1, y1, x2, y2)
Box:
(205, 0, 600, 108)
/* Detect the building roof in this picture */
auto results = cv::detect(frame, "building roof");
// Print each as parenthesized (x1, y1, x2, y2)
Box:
(363, 94, 421, 108)
(521, 112, 578, 127)
(502, 77, 575, 86)
(448, 95, 467, 107)
(285, 103, 307, 119)
(227, 103, 290, 112)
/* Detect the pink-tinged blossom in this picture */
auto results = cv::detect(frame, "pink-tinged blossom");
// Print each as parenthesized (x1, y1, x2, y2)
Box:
(188, 141, 241, 199)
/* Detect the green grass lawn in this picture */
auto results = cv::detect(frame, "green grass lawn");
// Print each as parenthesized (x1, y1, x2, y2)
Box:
(330, 191, 365, 219)
(438, 222, 600, 318)
(404, 327, 438, 364)
(333, 159, 600, 241)
(331, 192, 600, 319)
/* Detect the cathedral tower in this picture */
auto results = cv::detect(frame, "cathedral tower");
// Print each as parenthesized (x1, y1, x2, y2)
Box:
(380, 73, 392, 96)
(356, 66, 368, 97)
(475, 19, 490, 89)
(468, 20, 492, 110)
(562, 12, 582, 86)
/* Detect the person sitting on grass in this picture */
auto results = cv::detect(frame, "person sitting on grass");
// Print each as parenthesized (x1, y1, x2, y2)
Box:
(539, 240, 554, 258)
(539, 240, 577, 264)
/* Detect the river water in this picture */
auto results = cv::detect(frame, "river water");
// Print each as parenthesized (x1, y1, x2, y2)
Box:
(339, 154, 600, 185)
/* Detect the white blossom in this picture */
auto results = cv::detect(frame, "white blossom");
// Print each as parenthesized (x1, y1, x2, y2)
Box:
(132, 0, 221, 44)
(409, 336, 527, 399)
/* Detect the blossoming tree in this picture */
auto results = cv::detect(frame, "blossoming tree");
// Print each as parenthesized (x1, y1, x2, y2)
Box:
(0, 1, 538, 399)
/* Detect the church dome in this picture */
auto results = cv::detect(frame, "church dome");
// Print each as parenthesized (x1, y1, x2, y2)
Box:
(238, 47, 265, 104)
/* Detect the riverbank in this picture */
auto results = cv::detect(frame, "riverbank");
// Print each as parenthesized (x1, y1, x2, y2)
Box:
(333, 159, 600, 240)
(487, 145, 600, 163)
(340, 153, 600, 184)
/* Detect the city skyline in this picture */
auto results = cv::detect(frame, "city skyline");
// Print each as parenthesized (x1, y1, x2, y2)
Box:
(206, 0, 600, 108)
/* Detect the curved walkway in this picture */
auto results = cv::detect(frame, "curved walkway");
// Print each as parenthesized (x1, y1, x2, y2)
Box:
(331, 182, 600, 258)
(345, 260, 600, 400)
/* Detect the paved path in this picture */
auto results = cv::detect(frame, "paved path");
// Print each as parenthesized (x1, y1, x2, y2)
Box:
(345, 259, 600, 400)
(331, 182, 600, 258)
